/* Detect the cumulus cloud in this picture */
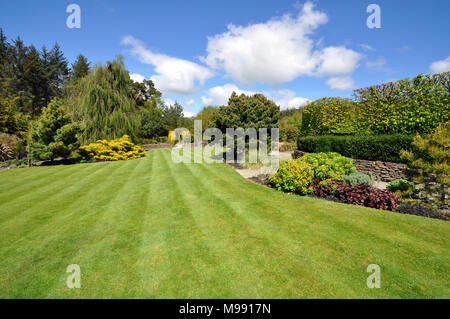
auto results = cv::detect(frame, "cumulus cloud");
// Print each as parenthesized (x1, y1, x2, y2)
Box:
(201, 83, 255, 106)
(316, 46, 361, 76)
(184, 110, 196, 118)
(272, 89, 309, 110)
(130, 73, 145, 83)
(200, 84, 308, 110)
(203, 2, 361, 87)
(186, 99, 195, 107)
(430, 56, 450, 73)
(121, 35, 213, 95)
(326, 76, 355, 90)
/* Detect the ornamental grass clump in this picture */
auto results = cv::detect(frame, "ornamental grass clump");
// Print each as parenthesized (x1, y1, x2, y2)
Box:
(79, 135, 145, 161)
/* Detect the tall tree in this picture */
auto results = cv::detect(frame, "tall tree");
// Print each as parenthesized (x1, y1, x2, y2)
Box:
(71, 54, 90, 80)
(65, 57, 141, 143)
(130, 79, 161, 107)
(213, 92, 280, 131)
(163, 101, 184, 131)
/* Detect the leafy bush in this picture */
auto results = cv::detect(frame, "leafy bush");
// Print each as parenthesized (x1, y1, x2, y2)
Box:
(300, 72, 450, 137)
(400, 121, 449, 203)
(297, 134, 414, 163)
(270, 152, 355, 194)
(299, 97, 359, 136)
(29, 99, 80, 161)
(78, 135, 146, 161)
(269, 159, 314, 194)
(279, 142, 295, 152)
(386, 179, 418, 198)
(342, 172, 372, 186)
(313, 181, 398, 211)
(298, 152, 355, 182)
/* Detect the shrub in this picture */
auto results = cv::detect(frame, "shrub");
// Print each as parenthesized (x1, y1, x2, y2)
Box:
(386, 179, 418, 198)
(270, 152, 355, 194)
(279, 142, 295, 152)
(313, 181, 398, 211)
(269, 159, 314, 194)
(400, 121, 449, 203)
(342, 171, 372, 186)
(168, 130, 189, 145)
(29, 99, 80, 161)
(297, 134, 414, 163)
(78, 135, 146, 161)
(298, 152, 355, 182)
(300, 72, 450, 136)
(299, 97, 359, 136)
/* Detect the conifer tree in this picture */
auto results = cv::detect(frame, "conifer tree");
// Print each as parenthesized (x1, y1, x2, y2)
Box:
(401, 121, 450, 203)
(71, 54, 90, 80)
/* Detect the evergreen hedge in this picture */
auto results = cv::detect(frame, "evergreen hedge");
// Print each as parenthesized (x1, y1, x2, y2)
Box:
(297, 134, 414, 163)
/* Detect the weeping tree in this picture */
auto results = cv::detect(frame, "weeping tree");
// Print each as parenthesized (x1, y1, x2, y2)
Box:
(66, 56, 141, 143)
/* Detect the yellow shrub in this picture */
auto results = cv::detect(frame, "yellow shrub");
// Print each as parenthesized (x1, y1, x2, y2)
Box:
(79, 135, 146, 161)
(168, 130, 189, 145)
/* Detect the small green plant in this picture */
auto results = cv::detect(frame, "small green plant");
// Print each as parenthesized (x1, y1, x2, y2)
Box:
(387, 179, 417, 192)
(270, 152, 355, 194)
(298, 152, 355, 182)
(269, 159, 314, 194)
(386, 179, 419, 198)
(400, 121, 449, 203)
(342, 171, 372, 186)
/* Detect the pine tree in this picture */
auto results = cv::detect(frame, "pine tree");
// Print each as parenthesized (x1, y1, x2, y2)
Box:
(401, 121, 450, 204)
(71, 54, 90, 80)
(29, 98, 79, 161)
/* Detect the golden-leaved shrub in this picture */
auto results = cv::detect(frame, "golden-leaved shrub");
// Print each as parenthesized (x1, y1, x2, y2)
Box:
(79, 135, 146, 161)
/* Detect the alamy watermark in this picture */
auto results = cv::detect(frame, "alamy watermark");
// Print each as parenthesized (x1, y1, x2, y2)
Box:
(66, 4, 81, 29)
(366, 264, 381, 288)
(171, 120, 280, 174)
(66, 264, 81, 288)
(367, 4, 381, 29)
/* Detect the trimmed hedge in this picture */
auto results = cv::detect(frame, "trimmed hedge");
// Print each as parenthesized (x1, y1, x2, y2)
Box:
(297, 134, 414, 163)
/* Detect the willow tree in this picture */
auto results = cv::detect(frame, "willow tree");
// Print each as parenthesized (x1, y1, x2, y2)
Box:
(66, 57, 140, 143)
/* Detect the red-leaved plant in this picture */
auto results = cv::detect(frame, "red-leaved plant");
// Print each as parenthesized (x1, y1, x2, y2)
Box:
(313, 181, 398, 211)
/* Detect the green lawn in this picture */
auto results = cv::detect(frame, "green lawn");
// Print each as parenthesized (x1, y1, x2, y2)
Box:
(0, 149, 449, 298)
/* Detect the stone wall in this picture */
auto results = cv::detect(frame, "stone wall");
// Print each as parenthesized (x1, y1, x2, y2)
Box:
(353, 159, 407, 182)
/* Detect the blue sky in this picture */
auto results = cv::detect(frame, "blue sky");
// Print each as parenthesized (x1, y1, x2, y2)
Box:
(1, 0, 449, 116)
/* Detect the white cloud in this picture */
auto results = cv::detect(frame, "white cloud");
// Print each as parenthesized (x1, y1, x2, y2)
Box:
(366, 57, 386, 71)
(201, 84, 308, 110)
(184, 110, 196, 118)
(163, 98, 175, 106)
(130, 73, 145, 83)
(121, 36, 213, 95)
(316, 47, 361, 76)
(203, 2, 361, 86)
(186, 98, 195, 107)
(326, 76, 355, 90)
(272, 89, 309, 110)
(359, 44, 373, 51)
(430, 56, 450, 74)
(201, 83, 255, 106)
